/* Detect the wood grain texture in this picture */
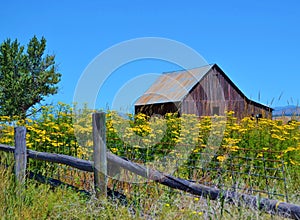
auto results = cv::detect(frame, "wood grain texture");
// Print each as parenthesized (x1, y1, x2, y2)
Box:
(92, 112, 107, 197)
(14, 127, 27, 184)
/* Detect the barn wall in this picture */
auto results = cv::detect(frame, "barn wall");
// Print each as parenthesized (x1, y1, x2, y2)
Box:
(182, 66, 272, 119)
(135, 102, 180, 116)
(245, 103, 272, 119)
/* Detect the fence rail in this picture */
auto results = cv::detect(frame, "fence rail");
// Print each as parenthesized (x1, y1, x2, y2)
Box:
(1, 142, 300, 219)
(0, 112, 300, 219)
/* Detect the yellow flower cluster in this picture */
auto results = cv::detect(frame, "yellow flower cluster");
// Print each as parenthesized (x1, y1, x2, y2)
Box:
(0, 103, 84, 158)
(1, 105, 299, 168)
(105, 110, 300, 168)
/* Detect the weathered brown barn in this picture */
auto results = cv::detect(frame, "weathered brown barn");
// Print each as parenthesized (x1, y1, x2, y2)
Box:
(135, 64, 272, 119)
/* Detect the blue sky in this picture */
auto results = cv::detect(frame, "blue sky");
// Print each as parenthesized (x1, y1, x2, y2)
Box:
(1, 0, 300, 111)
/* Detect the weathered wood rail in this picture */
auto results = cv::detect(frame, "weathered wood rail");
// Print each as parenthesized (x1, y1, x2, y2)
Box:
(0, 143, 93, 172)
(0, 112, 300, 219)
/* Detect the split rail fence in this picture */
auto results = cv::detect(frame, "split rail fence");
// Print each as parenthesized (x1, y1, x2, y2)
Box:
(0, 112, 300, 219)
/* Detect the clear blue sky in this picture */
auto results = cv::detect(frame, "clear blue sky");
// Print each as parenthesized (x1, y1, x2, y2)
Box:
(1, 0, 300, 111)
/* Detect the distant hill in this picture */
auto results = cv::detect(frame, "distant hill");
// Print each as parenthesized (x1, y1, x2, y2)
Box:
(273, 105, 300, 117)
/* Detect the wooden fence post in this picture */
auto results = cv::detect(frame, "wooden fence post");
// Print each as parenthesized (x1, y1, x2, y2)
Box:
(92, 112, 107, 198)
(14, 126, 27, 184)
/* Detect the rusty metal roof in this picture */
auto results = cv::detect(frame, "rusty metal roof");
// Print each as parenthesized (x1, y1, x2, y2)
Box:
(135, 64, 213, 105)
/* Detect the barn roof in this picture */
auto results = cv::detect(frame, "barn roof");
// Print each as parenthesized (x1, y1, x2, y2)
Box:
(135, 64, 272, 111)
(135, 64, 213, 105)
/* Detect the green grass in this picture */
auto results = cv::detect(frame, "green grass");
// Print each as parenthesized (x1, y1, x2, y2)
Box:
(1, 165, 299, 219)
(0, 166, 132, 219)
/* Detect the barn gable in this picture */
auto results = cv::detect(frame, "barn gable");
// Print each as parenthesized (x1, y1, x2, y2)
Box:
(135, 64, 272, 119)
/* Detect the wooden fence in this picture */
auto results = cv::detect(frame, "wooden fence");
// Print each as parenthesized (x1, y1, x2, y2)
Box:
(0, 112, 300, 219)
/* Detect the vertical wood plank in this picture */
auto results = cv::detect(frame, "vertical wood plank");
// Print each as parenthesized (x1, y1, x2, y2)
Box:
(14, 126, 27, 184)
(92, 112, 107, 198)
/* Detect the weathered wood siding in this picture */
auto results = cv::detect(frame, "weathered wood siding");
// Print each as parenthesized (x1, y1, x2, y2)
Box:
(135, 102, 180, 116)
(181, 66, 272, 119)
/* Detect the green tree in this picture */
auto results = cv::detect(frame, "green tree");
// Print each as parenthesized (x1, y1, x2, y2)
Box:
(0, 36, 61, 118)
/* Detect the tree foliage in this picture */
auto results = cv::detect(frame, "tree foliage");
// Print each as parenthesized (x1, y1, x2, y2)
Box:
(0, 36, 61, 118)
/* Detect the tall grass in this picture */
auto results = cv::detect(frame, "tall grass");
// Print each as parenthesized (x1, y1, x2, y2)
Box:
(0, 165, 135, 219)
(1, 164, 296, 219)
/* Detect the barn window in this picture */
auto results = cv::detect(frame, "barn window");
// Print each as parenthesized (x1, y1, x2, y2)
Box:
(213, 106, 219, 115)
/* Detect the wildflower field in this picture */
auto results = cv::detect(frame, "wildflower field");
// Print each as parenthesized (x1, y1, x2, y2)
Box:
(0, 102, 300, 219)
